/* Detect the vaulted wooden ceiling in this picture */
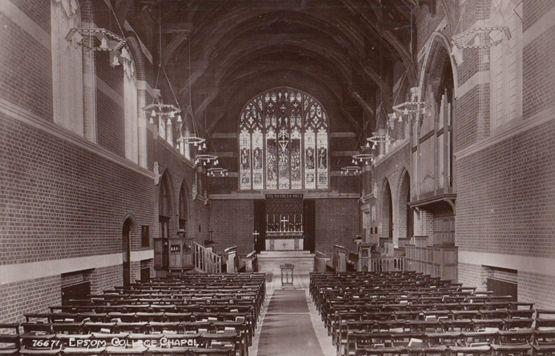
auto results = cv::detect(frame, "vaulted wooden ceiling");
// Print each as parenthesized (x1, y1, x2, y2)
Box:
(120, 0, 426, 142)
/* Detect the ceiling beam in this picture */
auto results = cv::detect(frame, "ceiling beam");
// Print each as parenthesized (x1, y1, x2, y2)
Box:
(351, 91, 374, 117)
(388, 1, 412, 22)
(359, 63, 389, 93)
(163, 22, 194, 34)
(341, 0, 417, 83)
(163, 34, 188, 65)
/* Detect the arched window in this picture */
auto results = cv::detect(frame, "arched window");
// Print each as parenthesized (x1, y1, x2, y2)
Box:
(239, 87, 329, 190)
(382, 180, 393, 240)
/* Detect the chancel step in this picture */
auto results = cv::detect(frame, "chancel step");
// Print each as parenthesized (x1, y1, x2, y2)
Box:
(257, 251, 315, 278)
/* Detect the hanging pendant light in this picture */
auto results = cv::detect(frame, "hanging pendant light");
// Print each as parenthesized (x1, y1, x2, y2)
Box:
(207, 167, 229, 177)
(110, 51, 120, 67)
(99, 35, 109, 50)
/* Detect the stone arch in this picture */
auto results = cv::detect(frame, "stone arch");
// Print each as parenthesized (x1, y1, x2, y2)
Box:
(157, 171, 174, 271)
(418, 32, 459, 99)
(381, 179, 393, 242)
(238, 86, 329, 191)
(417, 32, 457, 190)
(121, 214, 136, 287)
(178, 179, 191, 234)
(159, 170, 174, 238)
(396, 169, 413, 244)
(125, 36, 146, 81)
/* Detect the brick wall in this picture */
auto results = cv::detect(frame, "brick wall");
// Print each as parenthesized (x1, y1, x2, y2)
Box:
(390, 0, 555, 308)
(523, 25, 555, 118)
(0, 0, 205, 323)
(456, 119, 555, 257)
(208, 197, 359, 256)
(131, 261, 141, 283)
(155, 141, 210, 243)
(0, 276, 61, 322)
(96, 90, 125, 156)
(453, 0, 555, 306)
(457, 262, 483, 291)
(459, 263, 555, 309)
(89, 265, 122, 295)
(0, 115, 155, 264)
(523, 0, 555, 30)
(372, 144, 412, 244)
(0, 9, 52, 120)
(518, 272, 555, 309)
(11, 0, 50, 30)
(315, 199, 359, 254)
(209, 199, 254, 255)
(454, 86, 481, 152)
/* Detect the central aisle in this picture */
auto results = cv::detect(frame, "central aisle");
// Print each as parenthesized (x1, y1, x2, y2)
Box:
(256, 290, 325, 356)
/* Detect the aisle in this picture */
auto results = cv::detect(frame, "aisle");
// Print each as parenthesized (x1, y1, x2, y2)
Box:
(256, 290, 326, 356)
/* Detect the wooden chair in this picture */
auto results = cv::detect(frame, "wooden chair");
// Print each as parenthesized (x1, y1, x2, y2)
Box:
(103, 344, 148, 355)
(0, 324, 20, 355)
(61, 346, 106, 355)
(449, 343, 492, 355)
(354, 344, 408, 356)
(491, 328, 533, 355)
(533, 329, 555, 355)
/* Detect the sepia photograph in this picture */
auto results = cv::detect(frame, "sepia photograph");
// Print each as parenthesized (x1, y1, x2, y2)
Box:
(1, 0, 554, 355)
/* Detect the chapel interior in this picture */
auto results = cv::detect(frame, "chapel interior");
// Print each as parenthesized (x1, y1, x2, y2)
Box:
(1, 0, 555, 355)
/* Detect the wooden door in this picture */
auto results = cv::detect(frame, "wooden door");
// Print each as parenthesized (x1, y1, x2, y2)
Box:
(122, 220, 132, 286)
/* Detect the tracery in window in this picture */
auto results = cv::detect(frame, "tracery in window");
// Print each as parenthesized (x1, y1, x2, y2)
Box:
(239, 88, 328, 190)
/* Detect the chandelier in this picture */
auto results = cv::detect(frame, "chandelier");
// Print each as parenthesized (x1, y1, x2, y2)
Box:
(66, 27, 133, 75)
(341, 166, 362, 176)
(195, 153, 218, 167)
(352, 151, 374, 166)
(207, 167, 229, 177)
(392, 87, 427, 121)
(180, 135, 206, 149)
(66, 27, 125, 52)
(453, 26, 510, 49)
(144, 100, 181, 125)
(366, 132, 391, 150)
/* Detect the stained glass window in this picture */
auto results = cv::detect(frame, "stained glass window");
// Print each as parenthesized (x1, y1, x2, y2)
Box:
(239, 87, 329, 190)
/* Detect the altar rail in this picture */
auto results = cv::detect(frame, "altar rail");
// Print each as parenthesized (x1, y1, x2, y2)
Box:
(370, 256, 406, 272)
(192, 241, 222, 273)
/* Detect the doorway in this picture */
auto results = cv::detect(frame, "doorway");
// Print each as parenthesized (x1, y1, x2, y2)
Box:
(122, 218, 132, 287)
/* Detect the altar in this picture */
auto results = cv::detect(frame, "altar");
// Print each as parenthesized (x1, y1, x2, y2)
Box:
(264, 194, 304, 251)
(265, 232, 304, 251)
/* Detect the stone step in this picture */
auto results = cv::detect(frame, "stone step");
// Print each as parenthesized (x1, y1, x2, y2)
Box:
(258, 250, 314, 258)
(257, 253, 315, 276)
